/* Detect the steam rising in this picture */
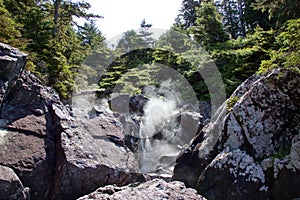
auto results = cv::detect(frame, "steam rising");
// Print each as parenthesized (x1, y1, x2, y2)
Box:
(136, 80, 198, 174)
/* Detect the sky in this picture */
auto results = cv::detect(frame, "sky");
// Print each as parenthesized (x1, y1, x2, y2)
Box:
(85, 0, 183, 40)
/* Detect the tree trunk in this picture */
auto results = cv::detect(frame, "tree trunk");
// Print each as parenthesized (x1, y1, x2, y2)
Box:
(52, 0, 61, 37)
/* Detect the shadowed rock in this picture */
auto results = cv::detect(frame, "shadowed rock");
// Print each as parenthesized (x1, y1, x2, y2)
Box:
(173, 69, 300, 200)
(0, 165, 30, 200)
(0, 43, 142, 200)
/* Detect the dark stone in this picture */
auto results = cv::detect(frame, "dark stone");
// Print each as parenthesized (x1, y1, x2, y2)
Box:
(0, 165, 30, 200)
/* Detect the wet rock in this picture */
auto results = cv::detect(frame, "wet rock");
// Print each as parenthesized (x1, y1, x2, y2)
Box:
(129, 94, 148, 115)
(198, 101, 211, 120)
(77, 178, 207, 200)
(267, 133, 300, 200)
(0, 165, 30, 200)
(173, 69, 300, 199)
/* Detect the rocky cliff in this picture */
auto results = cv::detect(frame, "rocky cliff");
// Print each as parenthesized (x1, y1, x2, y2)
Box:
(173, 68, 300, 199)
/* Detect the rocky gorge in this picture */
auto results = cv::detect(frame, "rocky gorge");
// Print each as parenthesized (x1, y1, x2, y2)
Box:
(0, 42, 299, 200)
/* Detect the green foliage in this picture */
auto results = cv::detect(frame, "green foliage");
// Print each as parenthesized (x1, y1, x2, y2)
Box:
(272, 147, 291, 160)
(77, 20, 104, 50)
(226, 96, 239, 111)
(189, 2, 229, 46)
(116, 30, 146, 52)
(215, 0, 273, 39)
(259, 18, 300, 73)
(253, 0, 300, 28)
(175, 0, 201, 29)
(1, 0, 102, 100)
(0, 0, 24, 48)
(1, 0, 299, 103)
(211, 27, 276, 96)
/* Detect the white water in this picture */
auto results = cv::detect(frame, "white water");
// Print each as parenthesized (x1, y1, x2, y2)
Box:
(136, 82, 183, 174)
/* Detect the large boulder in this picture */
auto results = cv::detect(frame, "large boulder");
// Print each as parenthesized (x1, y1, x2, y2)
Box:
(0, 43, 57, 200)
(0, 43, 141, 200)
(173, 69, 300, 200)
(197, 149, 268, 199)
(0, 43, 26, 82)
(50, 101, 141, 200)
(0, 43, 27, 102)
(77, 178, 207, 200)
(0, 165, 30, 200)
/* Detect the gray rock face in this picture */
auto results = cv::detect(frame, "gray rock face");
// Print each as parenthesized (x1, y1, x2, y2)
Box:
(0, 165, 30, 200)
(0, 42, 27, 102)
(198, 149, 268, 200)
(77, 178, 207, 200)
(50, 102, 141, 200)
(0, 44, 56, 200)
(109, 94, 148, 116)
(0, 43, 27, 82)
(173, 69, 300, 200)
(0, 43, 142, 200)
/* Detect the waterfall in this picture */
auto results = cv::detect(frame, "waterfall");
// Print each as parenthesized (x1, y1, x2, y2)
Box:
(114, 81, 201, 175)
(137, 96, 178, 174)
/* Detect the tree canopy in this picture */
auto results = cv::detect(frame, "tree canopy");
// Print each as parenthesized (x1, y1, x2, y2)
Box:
(0, 0, 299, 102)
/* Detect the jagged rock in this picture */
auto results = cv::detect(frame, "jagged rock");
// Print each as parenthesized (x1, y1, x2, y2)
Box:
(179, 111, 203, 143)
(50, 95, 141, 199)
(77, 178, 207, 200)
(173, 69, 300, 200)
(0, 43, 26, 82)
(0, 43, 141, 200)
(197, 149, 268, 200)
(0, 50, 57, 200)
(0, 42, 27, 102)
(0, 165, 30, 200)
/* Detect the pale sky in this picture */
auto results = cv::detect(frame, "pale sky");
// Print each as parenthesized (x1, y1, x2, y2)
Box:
(85, 0, 183, 39)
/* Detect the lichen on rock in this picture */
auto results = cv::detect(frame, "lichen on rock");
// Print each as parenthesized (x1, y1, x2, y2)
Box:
(173, 69, 300, 200)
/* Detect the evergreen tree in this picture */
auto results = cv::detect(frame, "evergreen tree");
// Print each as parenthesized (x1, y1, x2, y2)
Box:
(3, 0, 102, 99)
(215, 0, 272, 38)
(77, 20, 104, 50)
(0, 0, 23, 48)
(189, 1, 229, 46)
(175, 0, 201, 29)
(253, 0, 300, 28)
(116, 30, 146, 53)
(138, 19, 154, 47)
(260, 18, 300, 72)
